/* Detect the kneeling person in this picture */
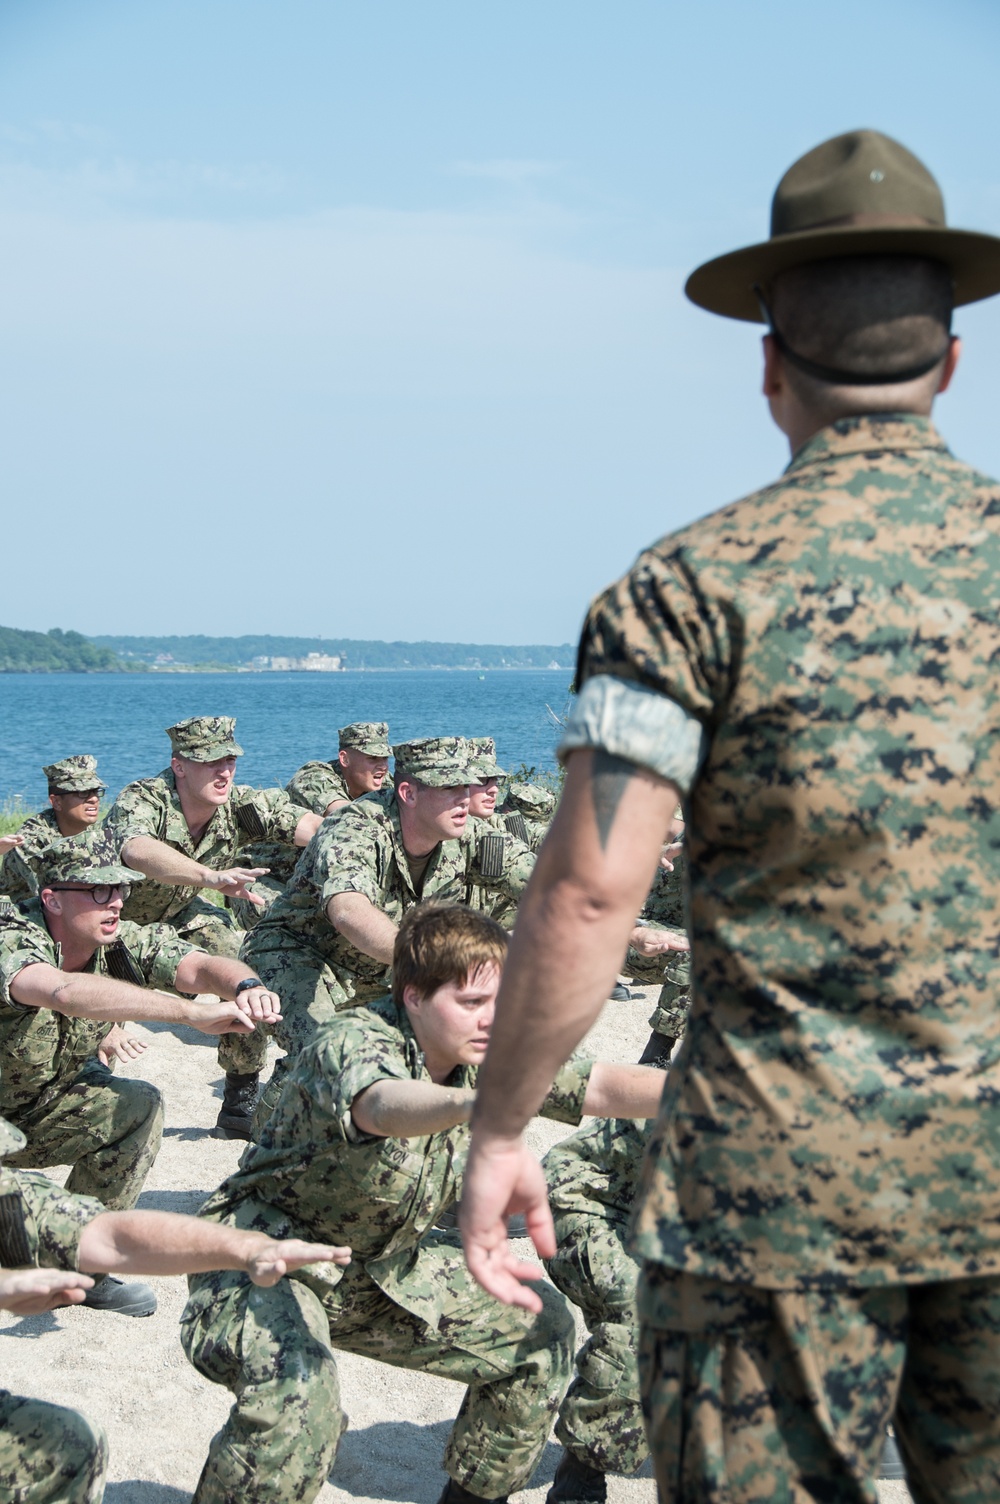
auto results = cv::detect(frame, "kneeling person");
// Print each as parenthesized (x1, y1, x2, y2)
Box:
(183, 904, 665, 1504)
(0, 835, 282, 1313)
(542, 1116, 652, 1504)
(0, 1114, 349, 1504)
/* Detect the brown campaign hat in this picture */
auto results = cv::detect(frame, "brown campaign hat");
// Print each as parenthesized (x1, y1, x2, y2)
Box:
(686, 130, 1000, 323)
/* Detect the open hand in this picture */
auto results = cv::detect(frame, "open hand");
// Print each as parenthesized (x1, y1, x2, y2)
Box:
(98, 1024, 150, 1066)
(0, 1267, 94, 1314)
(459, 1133, 554, 1312)
(247, 1240, 352, 1287)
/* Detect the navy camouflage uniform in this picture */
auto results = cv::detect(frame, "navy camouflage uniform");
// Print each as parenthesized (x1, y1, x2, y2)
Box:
(182, 997, 589, 1504)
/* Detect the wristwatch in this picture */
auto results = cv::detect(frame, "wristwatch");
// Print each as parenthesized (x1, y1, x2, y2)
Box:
(234, 977, 264, 997)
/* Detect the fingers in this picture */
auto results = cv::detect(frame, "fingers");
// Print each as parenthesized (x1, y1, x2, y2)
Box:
(462, 1238, 545, 1313)
(235, 989, 282, 1022)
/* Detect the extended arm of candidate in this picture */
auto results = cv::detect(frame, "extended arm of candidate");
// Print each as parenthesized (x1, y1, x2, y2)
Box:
(10, 964, 257, 1035)
(326, 892, 398, 965)
(460, 747, 678, 1308)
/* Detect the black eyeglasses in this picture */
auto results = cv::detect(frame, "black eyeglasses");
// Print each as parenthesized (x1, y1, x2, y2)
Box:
(48, 884, 131, 905)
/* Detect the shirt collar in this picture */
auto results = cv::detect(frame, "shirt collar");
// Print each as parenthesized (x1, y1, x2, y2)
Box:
(785, 412, 950, 476)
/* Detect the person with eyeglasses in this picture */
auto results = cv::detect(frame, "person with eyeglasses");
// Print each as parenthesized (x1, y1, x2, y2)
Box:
(0, 833, 285, 1316)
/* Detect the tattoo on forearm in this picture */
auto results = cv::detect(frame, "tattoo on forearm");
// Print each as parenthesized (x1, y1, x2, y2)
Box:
(591, 750, 638, 850)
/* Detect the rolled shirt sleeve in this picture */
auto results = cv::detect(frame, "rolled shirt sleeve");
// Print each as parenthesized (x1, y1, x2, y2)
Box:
(559, 675, 706, 795)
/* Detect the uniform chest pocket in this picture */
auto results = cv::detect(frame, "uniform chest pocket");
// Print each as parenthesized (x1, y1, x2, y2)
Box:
(4, 1009, 61, 1069)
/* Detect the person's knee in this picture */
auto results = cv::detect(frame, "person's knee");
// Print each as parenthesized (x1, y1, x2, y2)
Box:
(0, 1395, 108, 1504)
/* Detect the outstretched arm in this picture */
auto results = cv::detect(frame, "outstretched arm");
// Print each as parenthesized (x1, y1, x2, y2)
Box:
(460, 748, 677, 1308)
(351, 1078, 477, 1137)
(120, 836, 268, 905)
(0, 1267, 94, 1314)
(327, 891, 397, 964)
(78, 1210, 351, 1288)
(10, 963, 255, 1036)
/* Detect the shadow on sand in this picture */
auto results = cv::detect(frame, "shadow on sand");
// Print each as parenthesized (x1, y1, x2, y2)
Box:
(333, 1421, 564, 1502)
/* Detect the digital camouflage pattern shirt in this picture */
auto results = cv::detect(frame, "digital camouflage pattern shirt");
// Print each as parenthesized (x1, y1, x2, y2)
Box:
(104, 770, 304, 926)
(0, 899, 196, 1115)
(0, 809, 63, 904)
(573, 414, 1000, 1290)
(0, 1164, 104, 1271)
(192, 994, 592, 1323)
(249, 788, 535, 1001)
(284, 761, 352, 816)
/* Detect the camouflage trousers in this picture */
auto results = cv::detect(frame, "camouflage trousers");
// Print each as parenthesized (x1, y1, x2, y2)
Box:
(150, 896, 263, 1079)
(4, 1059, 162, 1210)
(0, 1390, 108, 1504)
(226, 842, 298, 935)
(240, 938, 359, 1131)
(638, 1261, 1000, 1503)
(545, 1214, 646, 1476)
(621, 929, 691, 1042)
(182, 1235, 575, 1504)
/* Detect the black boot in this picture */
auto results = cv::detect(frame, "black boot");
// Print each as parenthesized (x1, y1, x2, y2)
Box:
(545, 1451, 607, 1504)
(82, 1274, 157, 1317)
(216, 1071, 260, 1139)
(638, 1030, 677, 1069)
(608, 983, 632, 1002)
(437, 1480, 508, 1504)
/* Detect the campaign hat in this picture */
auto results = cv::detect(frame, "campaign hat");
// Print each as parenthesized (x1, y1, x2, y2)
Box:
(392, 737, 479, 788)
(686, 129, 1000, 323)
(35, 831, 145, 890)
(467, 737, 507, 781)
(339, 722, 391, 757)
(166, 716, 244, 761)
(43, 755, 106, 796)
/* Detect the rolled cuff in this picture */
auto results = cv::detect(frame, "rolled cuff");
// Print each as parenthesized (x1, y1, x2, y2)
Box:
(558, 675, 706, 795)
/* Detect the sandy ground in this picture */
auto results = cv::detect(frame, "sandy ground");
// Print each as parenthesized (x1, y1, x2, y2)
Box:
(1, 984, 911, 1504)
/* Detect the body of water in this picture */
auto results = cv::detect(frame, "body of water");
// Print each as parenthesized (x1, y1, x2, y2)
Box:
(0, 670, 573, 806)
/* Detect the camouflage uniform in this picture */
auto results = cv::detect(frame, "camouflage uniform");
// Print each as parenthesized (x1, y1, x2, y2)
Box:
(0, 1119, 109, 1502)
(105, 722, 306, 1077)
(497, 780, 555, 852)
(0, 896, 201, 1207)
(231, 723, 392, 934)
(0, 809, 61, 904)
(285, 722, 391, 815)
(565, 412, 1000, 1497)
(244, 747, 534, 1112)
(465, 739, 523, 928)
(182, 997, 590, 1504)
(0, 756, 106, 905)
(622, 859, 692, 1044)
(543, 1117, 650, 1476)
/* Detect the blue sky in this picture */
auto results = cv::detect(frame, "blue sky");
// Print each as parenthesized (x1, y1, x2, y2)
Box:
(2, 0, 999, 643)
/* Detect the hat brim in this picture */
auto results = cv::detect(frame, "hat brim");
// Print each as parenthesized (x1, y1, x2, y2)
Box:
(686, 225, 1000, 322)
(398, 767, 480, 788)
(343, 743, 391, 758)
(42, 863, 146, 887)
(51, 782, 107, 796)
(472, 762, 506, 781)
(180, 741, 244, 762)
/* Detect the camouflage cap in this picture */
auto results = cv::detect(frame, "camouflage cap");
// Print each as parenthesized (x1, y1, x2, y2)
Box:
(392, 737, 479, 788)
(166, 716, 244, 762)
(43, 754, 106, 795)
(35, 831, 146, 890)
(339, 721, 391, 757)
(0, 1116, 26, 1159)
(467, 737, 507, 782)
(505, 780, 557, 819)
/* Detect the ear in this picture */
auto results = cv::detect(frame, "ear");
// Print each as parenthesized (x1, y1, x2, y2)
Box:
(170, 755, 184, 780)
(762, 333, 784, 398)
(401, 983, 423, 1013)
(338, 749, 349, 770)
(40, 889, 61, 916)
(396, 778, 416, 808)
(47, 793, 60, 811)
(936, 336, 961, 396)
